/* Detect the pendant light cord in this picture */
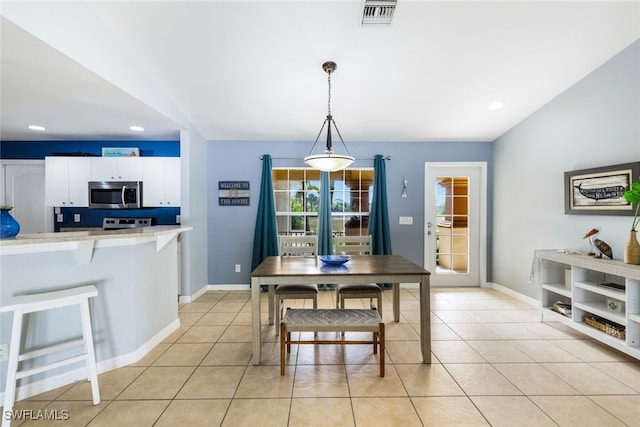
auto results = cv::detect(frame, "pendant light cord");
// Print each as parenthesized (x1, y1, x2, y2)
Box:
(327, 71, 332, 116)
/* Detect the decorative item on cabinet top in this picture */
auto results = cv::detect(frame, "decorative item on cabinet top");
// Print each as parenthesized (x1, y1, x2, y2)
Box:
(0, 205, 20, 239)
(623, 178, 640, 264)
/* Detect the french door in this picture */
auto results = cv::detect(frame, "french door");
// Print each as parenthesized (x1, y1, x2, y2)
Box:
(424, 162, 486, 287)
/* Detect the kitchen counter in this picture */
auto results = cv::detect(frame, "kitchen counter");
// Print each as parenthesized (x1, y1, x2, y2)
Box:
(0, 225, 193, 263)
(0, 224, 192, 401)
(0, 225, 193, 245)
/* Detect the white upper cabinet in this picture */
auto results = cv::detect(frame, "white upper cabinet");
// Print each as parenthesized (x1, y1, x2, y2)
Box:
(142, 157, 180, 207)
(45, 157, 92, 207)
(91, 157, 143, 181)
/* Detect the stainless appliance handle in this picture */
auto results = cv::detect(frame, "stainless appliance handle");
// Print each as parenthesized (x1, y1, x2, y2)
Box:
(121, 186, 127, 206)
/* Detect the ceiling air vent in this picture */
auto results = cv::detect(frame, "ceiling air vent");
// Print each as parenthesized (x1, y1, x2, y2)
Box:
(362, 0, 397, 24)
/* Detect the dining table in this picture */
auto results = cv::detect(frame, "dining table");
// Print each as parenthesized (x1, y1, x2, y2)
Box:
(250, 254, 431, 365)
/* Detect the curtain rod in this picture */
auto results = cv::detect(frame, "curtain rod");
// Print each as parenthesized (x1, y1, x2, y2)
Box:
(259, 155, 391, 161)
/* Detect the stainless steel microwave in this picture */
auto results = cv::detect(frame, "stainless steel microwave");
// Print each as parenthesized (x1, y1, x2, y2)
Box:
(88, 181, 143, 209)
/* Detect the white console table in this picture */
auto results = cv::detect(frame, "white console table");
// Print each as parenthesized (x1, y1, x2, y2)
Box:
(535, 250, 640, 359)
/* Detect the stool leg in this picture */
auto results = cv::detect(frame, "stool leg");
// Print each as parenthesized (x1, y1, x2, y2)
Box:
(80, 300, 100, 405)
(379, 323, 385, 377)
(2, 310, 24, 427)
(275, 297, 281, 336)
(280, 322, 286, 376)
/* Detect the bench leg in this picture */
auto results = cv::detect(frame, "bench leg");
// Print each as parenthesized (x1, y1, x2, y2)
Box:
(280, 322, 286, 376)
(379, 323, 385, 377)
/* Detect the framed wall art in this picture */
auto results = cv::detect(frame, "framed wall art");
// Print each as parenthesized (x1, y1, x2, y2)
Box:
(218, 181, 250, 206)
(564, 162, 639, 215)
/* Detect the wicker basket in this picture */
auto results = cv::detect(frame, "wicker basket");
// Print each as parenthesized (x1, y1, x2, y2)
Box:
(584, 314, 626, 340)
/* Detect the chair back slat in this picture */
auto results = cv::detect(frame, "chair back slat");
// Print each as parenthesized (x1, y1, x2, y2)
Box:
(333, 235, 371, 255)
(279, 235, 318, 257)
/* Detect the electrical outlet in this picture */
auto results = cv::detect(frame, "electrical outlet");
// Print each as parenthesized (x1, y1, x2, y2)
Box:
(56, 213, 63, 223)
(235, 264, 241, 273)
(0, 344, 7, 362)
(176, 214, 181, 224)
(74, 214, 81, 222)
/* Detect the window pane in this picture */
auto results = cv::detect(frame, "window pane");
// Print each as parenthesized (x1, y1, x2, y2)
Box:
(273, 169, 289, 190)
(289, 170, 304, 190)
(274, 191, 289, 212)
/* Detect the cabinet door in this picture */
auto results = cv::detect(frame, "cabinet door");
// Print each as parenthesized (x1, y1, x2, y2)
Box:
(67, 158, 92, 206)
(117, 157, 143, 181)
(164, 158, 181, 206)
(45, 157, 69, 206)
(92, 158, 142, 181)
(142, 158, 166, 206)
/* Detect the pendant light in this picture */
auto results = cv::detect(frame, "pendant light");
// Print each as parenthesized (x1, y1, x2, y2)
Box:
(304, 61, 354, 172)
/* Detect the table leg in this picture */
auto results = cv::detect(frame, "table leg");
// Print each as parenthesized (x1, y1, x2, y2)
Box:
(420, 274, 431, 363)
(251, 277, 261, 365)
(268, 286, 275, 325)
(393, 282, 400, 322)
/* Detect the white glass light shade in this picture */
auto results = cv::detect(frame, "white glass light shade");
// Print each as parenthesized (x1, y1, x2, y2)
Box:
(304, 153, 354, 172)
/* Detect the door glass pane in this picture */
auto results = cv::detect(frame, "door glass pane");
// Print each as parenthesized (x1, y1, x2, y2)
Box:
(435, 176, 470, 274)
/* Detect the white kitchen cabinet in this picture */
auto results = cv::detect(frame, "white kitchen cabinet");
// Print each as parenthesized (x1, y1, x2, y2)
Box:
(142, 157, 180, 207)
(45, 157, 92, 207)
(91, 157, 142, 181)
(536, 249, 640, 360)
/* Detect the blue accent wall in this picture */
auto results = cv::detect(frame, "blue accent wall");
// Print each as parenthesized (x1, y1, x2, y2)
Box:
(55, 207, 181, 231)
(0, 140, 179, 159)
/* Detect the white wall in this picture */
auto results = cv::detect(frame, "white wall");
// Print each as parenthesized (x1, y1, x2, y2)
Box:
(493, 40, 640, 299)
(180, 129, 208, 297)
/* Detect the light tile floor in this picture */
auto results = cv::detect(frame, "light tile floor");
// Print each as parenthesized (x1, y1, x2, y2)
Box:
(7, 288, 640, 426)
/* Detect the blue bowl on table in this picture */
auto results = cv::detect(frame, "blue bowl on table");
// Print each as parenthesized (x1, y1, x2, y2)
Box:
(319, 255, 351, 265)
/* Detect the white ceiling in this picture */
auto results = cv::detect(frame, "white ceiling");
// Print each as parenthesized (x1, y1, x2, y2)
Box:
(1, 1, 639, 143)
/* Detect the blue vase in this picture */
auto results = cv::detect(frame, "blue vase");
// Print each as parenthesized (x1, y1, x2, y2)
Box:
(0, 209, 20, 239)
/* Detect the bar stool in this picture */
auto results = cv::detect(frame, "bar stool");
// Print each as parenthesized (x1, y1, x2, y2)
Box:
(1, 285, 100, 427)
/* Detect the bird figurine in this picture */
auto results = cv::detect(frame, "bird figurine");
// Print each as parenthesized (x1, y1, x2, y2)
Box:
(583, 228, 599, 256)
(594, 239, 613, 259)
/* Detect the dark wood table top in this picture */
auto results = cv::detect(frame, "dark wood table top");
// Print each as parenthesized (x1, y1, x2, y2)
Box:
(251, 255, 430, 278)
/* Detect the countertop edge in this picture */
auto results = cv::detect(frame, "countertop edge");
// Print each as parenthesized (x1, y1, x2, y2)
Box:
(0, 225, 193, 247)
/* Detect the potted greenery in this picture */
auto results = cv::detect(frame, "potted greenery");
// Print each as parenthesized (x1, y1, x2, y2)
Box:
(0, 204, 20, 239)
(623, 180, 640, 264)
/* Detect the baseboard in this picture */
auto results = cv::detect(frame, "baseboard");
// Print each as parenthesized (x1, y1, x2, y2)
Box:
(180, 284, 252, 302)
(487, 282, 538, 307)
(1, 318, 180, 403)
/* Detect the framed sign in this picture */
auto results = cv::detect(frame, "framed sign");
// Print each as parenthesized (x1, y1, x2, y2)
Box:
(102, 147, 139, 157)
(564, 162, 639, 215)
(219, 181, 250, 206)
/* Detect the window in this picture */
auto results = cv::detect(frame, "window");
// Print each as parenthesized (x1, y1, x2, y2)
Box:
(273, 168, 374, 236)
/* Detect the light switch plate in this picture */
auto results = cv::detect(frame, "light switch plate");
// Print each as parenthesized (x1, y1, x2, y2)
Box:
(74, 214, 81, 222)
(399, 216, 413, 225)
(56, 213, 63, 222)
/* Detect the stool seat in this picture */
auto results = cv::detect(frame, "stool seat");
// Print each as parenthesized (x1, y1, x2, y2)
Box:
(1, 285, 100, 427)
(275, 284, 319, 294)
(0, 285, 98, 313)
(336, 283, 380, 293)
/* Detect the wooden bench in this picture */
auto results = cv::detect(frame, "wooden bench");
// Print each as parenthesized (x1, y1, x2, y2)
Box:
(280, 308, 385, 377)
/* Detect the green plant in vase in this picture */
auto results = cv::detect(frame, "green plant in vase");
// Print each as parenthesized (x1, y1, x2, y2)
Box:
(623, 180, 640, 264)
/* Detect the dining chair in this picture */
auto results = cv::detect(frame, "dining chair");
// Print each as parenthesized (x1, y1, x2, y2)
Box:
(333, 234, 382, 316)
(273, 234, 319, 335)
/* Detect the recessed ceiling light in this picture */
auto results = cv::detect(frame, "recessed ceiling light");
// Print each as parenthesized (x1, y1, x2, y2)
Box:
(129, 125, 144, 132)
(28, 125, 46, 131)
(488, 101, 505, 111)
